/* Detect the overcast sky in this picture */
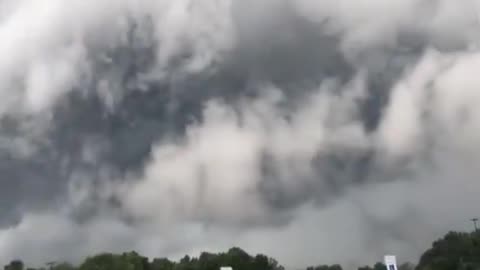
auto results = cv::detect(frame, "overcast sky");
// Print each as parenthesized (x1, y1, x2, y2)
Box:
(0, 0, 480, 269)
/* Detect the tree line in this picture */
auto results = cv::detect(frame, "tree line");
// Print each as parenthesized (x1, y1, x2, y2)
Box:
(3, 231, 480, 270)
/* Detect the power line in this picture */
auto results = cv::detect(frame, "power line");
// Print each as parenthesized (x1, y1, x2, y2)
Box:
(471, 218, 478, 232)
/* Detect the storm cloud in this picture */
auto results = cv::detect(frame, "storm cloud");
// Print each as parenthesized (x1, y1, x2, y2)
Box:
(0, 0, 480, 268)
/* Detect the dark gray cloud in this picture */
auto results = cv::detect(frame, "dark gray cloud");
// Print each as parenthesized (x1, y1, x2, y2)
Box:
(0, 2, 358, 227)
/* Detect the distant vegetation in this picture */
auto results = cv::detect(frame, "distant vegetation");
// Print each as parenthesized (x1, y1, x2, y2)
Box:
(3, 231, 480, 270)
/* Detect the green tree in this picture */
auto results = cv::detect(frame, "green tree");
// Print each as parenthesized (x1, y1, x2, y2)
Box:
(4, 260, 24, 270)
(307, 265, 342, 270)
(79, 251, 148, 270)
(372, 262, 386, 270)
(416, 231, 480, 270)
(252, 255, 270, 270)
(151, 258, 174, 270)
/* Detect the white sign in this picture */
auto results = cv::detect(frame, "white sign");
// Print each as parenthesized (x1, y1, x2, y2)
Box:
(384, 255, 398, 270)
(220, 267, 233, 270)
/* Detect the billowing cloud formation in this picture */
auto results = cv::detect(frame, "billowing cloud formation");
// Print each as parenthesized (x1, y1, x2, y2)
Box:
(0, 0, 480, 268)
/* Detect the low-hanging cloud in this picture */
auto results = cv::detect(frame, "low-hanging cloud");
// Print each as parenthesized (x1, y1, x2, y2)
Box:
(0, 0, 480, 268)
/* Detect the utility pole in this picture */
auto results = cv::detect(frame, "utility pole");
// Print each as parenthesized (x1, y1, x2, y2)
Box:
(471, 218, 478, 232)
